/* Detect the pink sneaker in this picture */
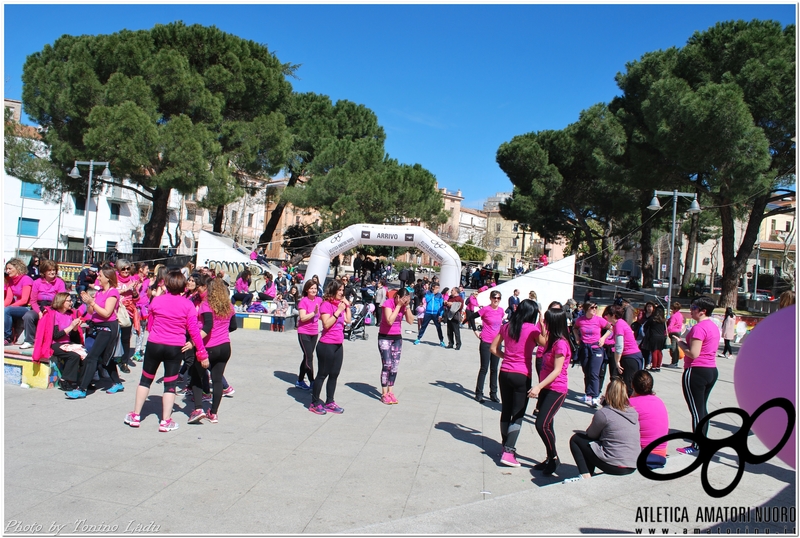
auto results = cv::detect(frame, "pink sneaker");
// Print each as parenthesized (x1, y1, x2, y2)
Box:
(381, 394, 392, 405)
(124, 412, 140, 428)
(389, 393, 398, 404)
(500, 451, 521, 467)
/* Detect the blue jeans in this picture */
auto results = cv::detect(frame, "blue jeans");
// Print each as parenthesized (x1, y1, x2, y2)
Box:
(417, 313, 443, 342)
(4, 306, 29, 340)
(580, 344, 607, 398)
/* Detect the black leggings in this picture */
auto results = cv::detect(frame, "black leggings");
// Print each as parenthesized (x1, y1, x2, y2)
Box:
(723, 339, 733, 355)
(207, 343, 231, 414)
(620, 353, 643, 396)
(476, 341, 500, 398)
(682, 366, 718, 449)
(140, 342, 183, 393)
(78, 321, 121, 391)
(569, 432, 636, 476)
(535, 388, 566, 461)
(52, 345, 81, 383)
(298, 333, 318, 384)
(313, 342, 343, 406)
(499, 371, 531, 452)
(119, 325, 132, 362)
(231, 292, 252, 307)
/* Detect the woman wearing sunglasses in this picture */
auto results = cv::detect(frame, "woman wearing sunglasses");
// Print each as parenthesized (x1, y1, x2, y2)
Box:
(572, 301, 613, 407)
(675, 296, 719, 456)
(474, 291, 505, 403)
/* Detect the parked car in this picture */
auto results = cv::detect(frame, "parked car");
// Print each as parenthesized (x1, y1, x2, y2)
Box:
(652, 279, 666, 288)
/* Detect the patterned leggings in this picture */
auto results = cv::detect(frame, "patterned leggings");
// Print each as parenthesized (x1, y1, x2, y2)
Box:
(378, 337, 402, 387)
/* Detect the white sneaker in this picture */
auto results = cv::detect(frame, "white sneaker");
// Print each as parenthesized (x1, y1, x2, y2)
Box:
(19, 342, 32, 349)
(563, 476, 584, 484)
(592, 398, 601, 408)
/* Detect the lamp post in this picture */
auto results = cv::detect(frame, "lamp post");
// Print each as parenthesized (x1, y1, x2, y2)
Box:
(647, 190, 701, 305)
(515, 224, 528, 269)
(68, 161, 112, 267)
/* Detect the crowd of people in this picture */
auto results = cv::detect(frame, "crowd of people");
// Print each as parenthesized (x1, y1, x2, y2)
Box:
(6, 253, 793, 480)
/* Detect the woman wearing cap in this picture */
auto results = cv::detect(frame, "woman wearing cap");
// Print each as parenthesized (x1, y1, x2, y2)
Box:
(377, 286, 414, 404)
(474, 289, 505, 403)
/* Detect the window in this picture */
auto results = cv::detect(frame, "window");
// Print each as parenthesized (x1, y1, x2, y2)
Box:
(74, 196, 86, 216)
(110, 203, 121, 221)
(496, 223, 502, 232)
(771, 219, 776, 232)
(247, 213, 254, 227)
(231, 210, 238, 223)
(106, 241, 117, 252)
(513, 223, 519, 232)
(186, 207, 196, 221)
(512, 237, 519, 247)
(21, 182, 42, 199)
(139, 205, 150, 222)
(495, 238, 501, 247)
(207, 210, 215, 224)
(18, 217, 39, 236)
(295, 216, 300, 225)
(787, 221, 792, 232)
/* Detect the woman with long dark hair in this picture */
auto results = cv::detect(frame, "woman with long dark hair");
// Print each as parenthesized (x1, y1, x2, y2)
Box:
(309, 280, 351, 415)
(529, 303, 571, 476)
(231, 269, 253, 309)
(124, 270, 208, 431)
(675, 296, 720, 455)
(641, 306, 667, 371)
(720, 307, 736, 359)
(377, 286, 415, 404)
(490, 299, 540, 467)
(602, 304, 644, 396)
(67, 267, 124, 398)
(296, 280, 322, 390)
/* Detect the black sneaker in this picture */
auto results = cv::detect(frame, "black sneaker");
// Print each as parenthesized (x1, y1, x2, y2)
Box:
(119, 362, 131, 374)
(541, 457, 560, 476)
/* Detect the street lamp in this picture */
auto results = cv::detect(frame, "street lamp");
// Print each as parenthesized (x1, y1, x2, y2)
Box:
(647, 190, 701, 305)
(515, 224, 528, 268)
(68, 160, 112, 267)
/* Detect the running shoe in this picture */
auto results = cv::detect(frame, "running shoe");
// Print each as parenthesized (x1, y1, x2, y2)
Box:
(324, 402, 344, 414)
(188, 409, 207, 424)
(533, 459, 550, 470)
(65, 389, 86, 399)
(309, 403, 327, 415)
(207, 412, 218, 423)
(119, 362, 131, 374)
(591, 398, 601, 408)
(106, 383, 124, 394)
(500, 451, 521, 467)
(381, 394, 393, 405)
(677, 446, 698, 455)
(540, 457, 560, 476)
(389, 393, 398, 404)
(414, 339, 420, 345)
(439, 341, 446, 348)
(202, 392, 213, 402)
(19, 342, 32, 350)
(294, 380, 311, 391)
(124, 412, 141, 428)
(132, 351, 143, 362)
(222, 385, 236, 397)
(159, 419, 179, 432)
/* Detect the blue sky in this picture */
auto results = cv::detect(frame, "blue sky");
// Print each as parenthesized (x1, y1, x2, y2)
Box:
(4, 3, 795, 209)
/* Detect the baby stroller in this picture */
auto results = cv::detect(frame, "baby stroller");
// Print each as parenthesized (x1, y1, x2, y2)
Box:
(345, 303, 374, 341)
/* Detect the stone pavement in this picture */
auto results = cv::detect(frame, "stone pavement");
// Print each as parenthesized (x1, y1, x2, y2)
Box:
(4, 321, 796, 535)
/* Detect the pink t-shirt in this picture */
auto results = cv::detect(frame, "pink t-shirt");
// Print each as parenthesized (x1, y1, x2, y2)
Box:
(614, 319, 641, 356)
(630, 393, 670, 456)
(667, 311, 684, 335)
(9, 274, 33, 303)
(147, 294, 207, 359)
(31, 277, 67, 311)
(379, 297, 407, 336)
(91, 288, 120, 323)
(235, 278, 250, 294)
(319, 300, 345, 344)
(198, 301, 233, 348)
(478, 305, 504, 344)
(574, 315, 610, 346)
(684, 318, 720, 369)
(535, 320, 546, 358)
(539, 337, 571, 393)
(499, 322, 540, 377)
(297, 296, 323, 335)
(53, 311, 74, 344)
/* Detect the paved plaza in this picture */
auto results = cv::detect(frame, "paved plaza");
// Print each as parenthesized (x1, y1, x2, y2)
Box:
(4, 319, 796, 535)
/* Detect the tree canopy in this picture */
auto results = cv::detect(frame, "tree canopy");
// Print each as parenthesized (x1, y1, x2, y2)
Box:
(22, 21, 293, 251)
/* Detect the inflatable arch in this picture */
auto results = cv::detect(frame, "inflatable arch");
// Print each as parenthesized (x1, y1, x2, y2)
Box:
(305, 224, 462, 291)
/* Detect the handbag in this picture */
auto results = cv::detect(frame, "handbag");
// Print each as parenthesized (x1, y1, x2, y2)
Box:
(117, 302, 132, 328)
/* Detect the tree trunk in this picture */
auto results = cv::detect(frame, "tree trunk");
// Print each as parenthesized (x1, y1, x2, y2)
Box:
(142, 186, 170, 252)
(639, 207, 654, 288)
(213, 205, 224, 233)
(259, 171, 301, 247)
(680, 212, 700, 293)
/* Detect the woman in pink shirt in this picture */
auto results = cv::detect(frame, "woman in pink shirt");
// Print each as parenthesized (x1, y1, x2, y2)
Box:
(377, 286, 415, 405)
(630, 370, 669, 469)
(490, 299, 540, 467)
(115, 259, 139, 374)
(295, 280, 323, 391)
(186, 278, 234, 424)
(4, 258, 34, 345)
(44, 292, 85, 392)
(21, 259, 66, 349)
(529, 304, 571, 476)
(572, 301, 613, 407)
(124, 270, 208, 432)
(68, 267, 123, 398)
(309, 280, 351, 415)
(675, 296, 720, 455)
(131, 262, 151, 362)
(603, 304, 644, 397)
(231, 269, 253, 309)
(474, 290, 505, 403)
(665, 302, 685, 367)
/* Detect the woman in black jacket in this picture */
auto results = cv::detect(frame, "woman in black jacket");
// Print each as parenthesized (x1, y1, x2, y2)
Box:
(641, 306, 667, 372)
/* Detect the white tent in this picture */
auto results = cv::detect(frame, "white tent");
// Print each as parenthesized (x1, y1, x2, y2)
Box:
(476, 255, 576, 310)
